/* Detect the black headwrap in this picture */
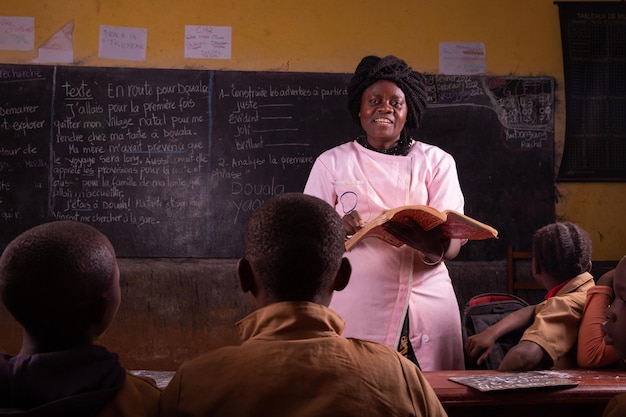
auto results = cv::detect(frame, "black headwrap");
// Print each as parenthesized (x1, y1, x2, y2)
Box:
(347, 55, 428, 129)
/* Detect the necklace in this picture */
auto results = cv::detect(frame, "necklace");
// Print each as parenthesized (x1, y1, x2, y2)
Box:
(356, 135, 414, 156)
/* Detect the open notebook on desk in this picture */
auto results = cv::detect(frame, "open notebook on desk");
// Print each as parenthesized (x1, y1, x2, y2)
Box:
(449, 370, 579, 392)
(130, 370, 175, 389)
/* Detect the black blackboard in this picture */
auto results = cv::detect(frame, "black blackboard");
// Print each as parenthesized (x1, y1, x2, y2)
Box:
(208, 71, 358, 256)
(50, 67, 212, 256)
(0, 64, 554, 259)
(0, 65, 54, 244)
(420, 76, 555, 259)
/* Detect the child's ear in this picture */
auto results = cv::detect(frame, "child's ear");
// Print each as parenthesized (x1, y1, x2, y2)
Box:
(237, 257, 257, 294)
(88, 295, 114, 340)
(532, 257, 541, 275)
(333, 258, 352, 292)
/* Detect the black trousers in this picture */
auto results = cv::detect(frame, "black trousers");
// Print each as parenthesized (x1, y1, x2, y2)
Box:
(398, 313, 420, 369)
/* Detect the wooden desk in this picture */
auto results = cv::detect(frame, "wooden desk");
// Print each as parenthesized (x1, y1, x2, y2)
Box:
(423, 369, 626, 417)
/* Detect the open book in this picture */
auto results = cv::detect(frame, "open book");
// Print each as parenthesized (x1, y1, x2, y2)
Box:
(345, 205, 498, 251)
(448, 370, 579, 392)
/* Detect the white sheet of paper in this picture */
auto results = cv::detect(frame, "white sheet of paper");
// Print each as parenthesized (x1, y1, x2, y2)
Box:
(439, 42, 486, 75)
(99, 25, 147, 61)
(0, 16, 35, 51)
(185, 25, 232, 59)
(36, 19, 74, 63)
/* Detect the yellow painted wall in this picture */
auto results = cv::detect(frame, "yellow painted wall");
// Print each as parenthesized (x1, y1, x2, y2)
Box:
(1, 0, 624, 260)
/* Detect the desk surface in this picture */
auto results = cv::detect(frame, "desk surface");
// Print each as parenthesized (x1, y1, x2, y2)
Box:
(423, 369, 626, 417)
(134, 368, 626, 416)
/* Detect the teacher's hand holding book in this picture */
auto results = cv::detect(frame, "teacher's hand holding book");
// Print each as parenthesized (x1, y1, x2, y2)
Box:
(383, 218, 444, 258)
(342, 210, 365, 236)
(344, 204, 498, 252)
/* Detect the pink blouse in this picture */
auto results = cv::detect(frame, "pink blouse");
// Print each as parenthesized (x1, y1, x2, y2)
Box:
(304, 140, 465, 370)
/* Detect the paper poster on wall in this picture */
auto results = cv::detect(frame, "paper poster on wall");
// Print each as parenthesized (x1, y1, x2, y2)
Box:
(35, 19, 74, 63)
(184, 25, 231, 59)
(0, 16, 35, 51)
(439, 42, 486, 75)
(99, 25, 147, 61)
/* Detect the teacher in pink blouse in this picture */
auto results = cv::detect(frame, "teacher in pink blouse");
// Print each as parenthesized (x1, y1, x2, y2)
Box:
(304, 55, 466, 370)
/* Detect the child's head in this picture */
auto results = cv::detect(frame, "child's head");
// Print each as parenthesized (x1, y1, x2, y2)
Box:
(532, 221, 592, 282)
(0, 221, 120, 352)
(239, 193, 350, 307)
(603, 256, 626, 358)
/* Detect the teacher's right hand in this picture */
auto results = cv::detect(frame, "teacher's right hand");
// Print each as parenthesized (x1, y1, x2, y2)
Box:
(343, 210, 364, 236)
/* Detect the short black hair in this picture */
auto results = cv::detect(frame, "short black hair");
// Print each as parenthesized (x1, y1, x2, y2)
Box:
(0, 221, 118, 341)
(532, 222, 592, 281)
(244, 193, 345, 301)
(347, 55, 428, 129)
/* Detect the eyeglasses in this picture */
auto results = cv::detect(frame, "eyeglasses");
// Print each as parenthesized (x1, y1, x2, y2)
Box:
(339, 191, 358, 215)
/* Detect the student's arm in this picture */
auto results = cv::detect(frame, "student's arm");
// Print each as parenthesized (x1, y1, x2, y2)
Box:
(498, 340, 552, 371)
(465, 305, 535, 366)
(505, 286, 592, 371)
(603, 392, 626, 417)
(577, 270, 619, 368)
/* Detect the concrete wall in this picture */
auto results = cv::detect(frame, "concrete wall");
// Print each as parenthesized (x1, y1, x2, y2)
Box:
(0, 256, 616, 370)
(0, 259, 251, 370)
(2, 258, 505, 370)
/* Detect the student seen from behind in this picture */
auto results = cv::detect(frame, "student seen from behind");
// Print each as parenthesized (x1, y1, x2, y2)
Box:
(577, 266, 623, 368)
(161, 192, 447, 417)
(0, 221, 160, 417)
(600, 255, 626, 417)
(465, 222, 595, 371)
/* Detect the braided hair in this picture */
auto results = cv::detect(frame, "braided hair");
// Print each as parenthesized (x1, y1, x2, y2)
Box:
(347, 55, 428, 130)
(532, 222, 592, 282)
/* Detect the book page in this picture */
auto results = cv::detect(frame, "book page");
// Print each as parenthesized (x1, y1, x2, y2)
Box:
(449, 370, 579, 392)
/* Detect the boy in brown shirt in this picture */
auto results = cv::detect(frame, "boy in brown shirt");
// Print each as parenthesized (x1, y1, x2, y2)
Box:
(0, 221, 160, 416)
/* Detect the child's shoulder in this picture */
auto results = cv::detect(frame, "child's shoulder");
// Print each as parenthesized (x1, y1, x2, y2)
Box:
(537, 273, 595, 315)
(97, 371, 160, 417)
(562, 272, 595, 294)
(551, 273, 595, 298)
